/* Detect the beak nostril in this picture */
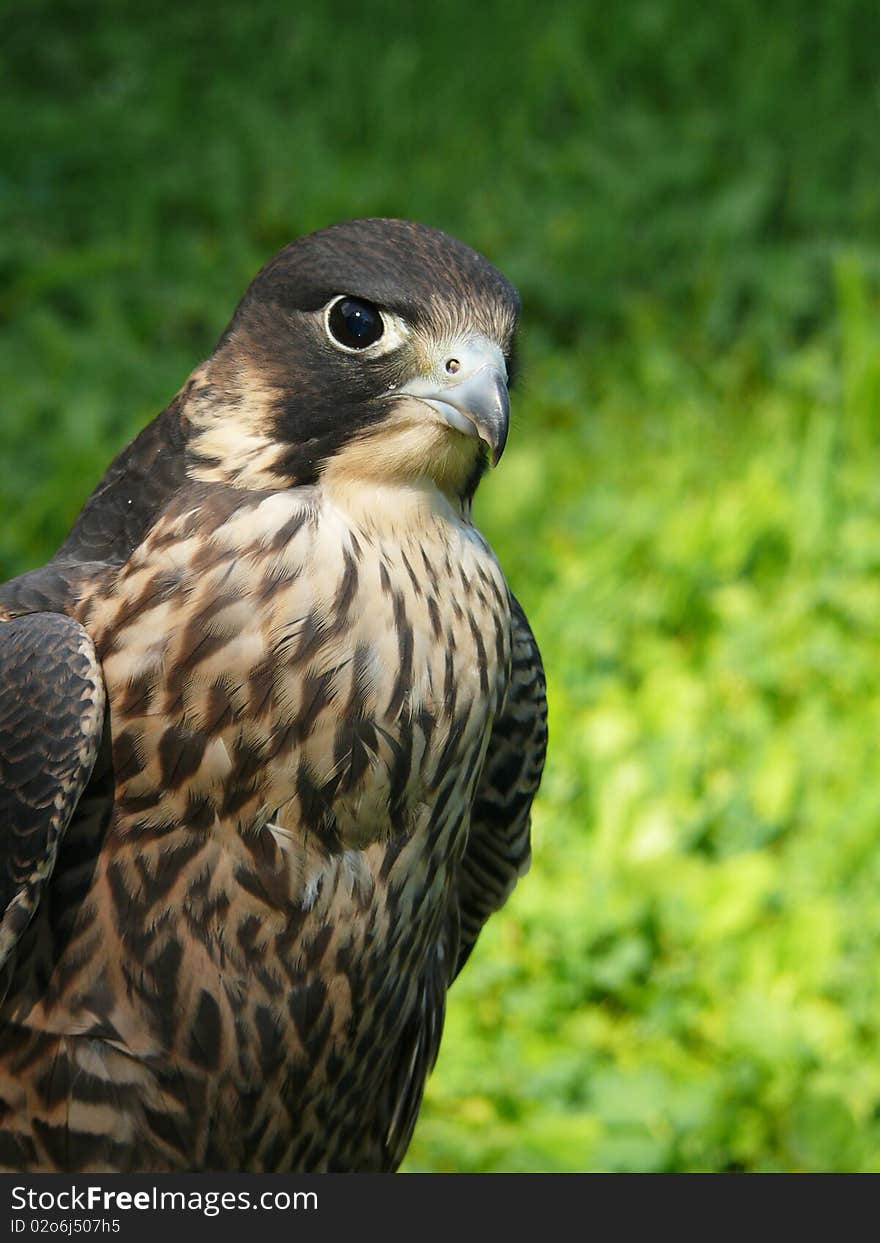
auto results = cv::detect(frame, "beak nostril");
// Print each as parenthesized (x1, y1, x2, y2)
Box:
(445, 357, 461, 375)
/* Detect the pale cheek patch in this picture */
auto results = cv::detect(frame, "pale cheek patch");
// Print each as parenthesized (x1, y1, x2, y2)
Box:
(188, 422, 288, 490)
(185, 357, 290, 491)
(322, 401, 481, 498)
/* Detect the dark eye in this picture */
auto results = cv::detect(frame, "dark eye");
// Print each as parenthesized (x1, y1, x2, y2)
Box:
(327, 297, 384, 350)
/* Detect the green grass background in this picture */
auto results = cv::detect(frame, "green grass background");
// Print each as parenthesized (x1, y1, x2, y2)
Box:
(4, 0, 880, 1171)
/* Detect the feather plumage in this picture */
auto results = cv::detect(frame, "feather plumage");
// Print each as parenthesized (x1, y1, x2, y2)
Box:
(0, 219, 546, 1171)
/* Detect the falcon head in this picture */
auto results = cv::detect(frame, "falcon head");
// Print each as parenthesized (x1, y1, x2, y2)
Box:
(186, 219, 520, 501)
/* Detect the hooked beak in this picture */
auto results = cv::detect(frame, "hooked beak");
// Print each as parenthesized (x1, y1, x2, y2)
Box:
(397, 338, 510, 465)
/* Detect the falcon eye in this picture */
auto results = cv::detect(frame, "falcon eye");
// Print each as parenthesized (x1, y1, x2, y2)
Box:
(327, 297, 384, 351)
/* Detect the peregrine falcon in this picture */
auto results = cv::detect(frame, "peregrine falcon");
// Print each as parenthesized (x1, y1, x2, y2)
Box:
(0, 219, 547, 1172)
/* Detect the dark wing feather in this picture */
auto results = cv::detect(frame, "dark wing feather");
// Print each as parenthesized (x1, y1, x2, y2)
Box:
(0, 612, 105, 987)
(379, 933, 452, 1170)
(455, 594, 547, 977)
(377, 598, 545, 1164)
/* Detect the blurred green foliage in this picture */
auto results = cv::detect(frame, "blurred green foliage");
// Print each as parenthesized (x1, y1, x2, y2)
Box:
(3, 0, 880, 1171)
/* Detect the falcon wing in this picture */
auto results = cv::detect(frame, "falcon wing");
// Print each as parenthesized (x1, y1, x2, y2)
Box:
(0, 612, 106, 987)
(455, 594, 547, 977)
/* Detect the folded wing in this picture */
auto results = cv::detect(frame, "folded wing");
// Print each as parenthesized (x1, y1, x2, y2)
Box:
(0, 612, 106, 996)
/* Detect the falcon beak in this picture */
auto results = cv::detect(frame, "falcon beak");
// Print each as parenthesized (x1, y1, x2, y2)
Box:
(399, 338, 510, 466)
